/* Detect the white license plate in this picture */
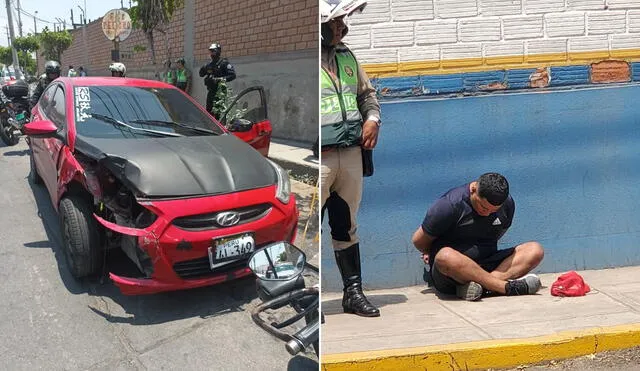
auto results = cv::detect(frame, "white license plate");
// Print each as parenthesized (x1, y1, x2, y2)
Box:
(208, 233, 255, 268)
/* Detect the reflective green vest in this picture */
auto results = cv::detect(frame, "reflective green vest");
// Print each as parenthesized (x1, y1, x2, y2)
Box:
(321, 49, 362, 148)
(164, 70, 175, 84)
(176, 69, 187, 83)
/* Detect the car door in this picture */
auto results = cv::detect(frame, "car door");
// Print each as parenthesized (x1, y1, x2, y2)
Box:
(39, 84, 68, 203)
(220, 86, 272, 156)
(30, 83, 56, 192)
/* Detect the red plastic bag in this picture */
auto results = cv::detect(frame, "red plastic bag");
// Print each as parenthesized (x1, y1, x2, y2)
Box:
(551, 271, 591, 297)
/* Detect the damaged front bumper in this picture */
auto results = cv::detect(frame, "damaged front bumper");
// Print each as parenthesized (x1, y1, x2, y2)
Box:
(94, 187, 298, 295)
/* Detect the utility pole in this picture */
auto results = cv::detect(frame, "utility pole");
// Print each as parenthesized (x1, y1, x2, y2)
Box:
(15, 0, 22, 37)
(34, 11, 38, 75)
(79, 1, 88, 71)
(5, 0, 19, 68)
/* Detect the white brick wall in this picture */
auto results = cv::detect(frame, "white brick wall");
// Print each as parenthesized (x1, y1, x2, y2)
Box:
(342, 0, 640, 68)
(566, 0, 605, 11)
(503, 16, 544, 39)
(416, 20, 458, 45)
(546, 13, 585, 37)
(479, 0, 522, 17)
(587, 11, 626, 34)
(436, 0, 479, 18)
(629, 10, 640, 32)
(392, 0, 435, 21)
(484, 41, 524, 57)
(525, 0, 565, 14)
(459, 19, 501, 42)
(372, 22, 415, 47)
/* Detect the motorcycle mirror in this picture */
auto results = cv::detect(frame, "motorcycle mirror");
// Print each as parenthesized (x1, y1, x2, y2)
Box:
(248, 241, 306, 281)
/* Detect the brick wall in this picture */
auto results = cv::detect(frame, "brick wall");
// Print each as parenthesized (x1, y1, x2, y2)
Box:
(56, 0, 317, 76)
(344, 0, 640, 75)
(49, 0, 319, 143)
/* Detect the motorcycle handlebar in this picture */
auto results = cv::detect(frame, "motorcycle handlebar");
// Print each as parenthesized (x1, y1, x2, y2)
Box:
(285, 319, 319, 355)
(250, 287, 319, 343)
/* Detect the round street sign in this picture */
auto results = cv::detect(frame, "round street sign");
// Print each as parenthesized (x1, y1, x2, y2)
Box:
(102, 9, 132, 42)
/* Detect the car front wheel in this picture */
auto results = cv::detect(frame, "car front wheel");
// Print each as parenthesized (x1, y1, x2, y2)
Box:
(59, 196, 103, 278)
(29, 154, 42, 184)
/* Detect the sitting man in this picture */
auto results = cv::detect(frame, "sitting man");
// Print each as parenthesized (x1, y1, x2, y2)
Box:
(411, 172, 544, 301)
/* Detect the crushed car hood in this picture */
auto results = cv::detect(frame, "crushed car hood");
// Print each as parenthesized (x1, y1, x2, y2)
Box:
(75, 134, 277, 197)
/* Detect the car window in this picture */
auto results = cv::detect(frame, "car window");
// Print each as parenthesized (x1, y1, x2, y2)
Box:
(73, 86, 225, 139)
(48, 86, 66, 127)
(38, 83, 57, 115)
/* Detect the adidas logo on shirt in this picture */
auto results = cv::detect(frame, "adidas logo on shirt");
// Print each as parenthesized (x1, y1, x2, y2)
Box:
(493, 218, 501, 226)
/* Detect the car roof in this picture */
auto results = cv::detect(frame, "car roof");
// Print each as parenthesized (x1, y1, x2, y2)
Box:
(58, 77, 176, 89)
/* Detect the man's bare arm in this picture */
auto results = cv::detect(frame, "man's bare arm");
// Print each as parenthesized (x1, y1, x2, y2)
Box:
(412, 227, 436, 264)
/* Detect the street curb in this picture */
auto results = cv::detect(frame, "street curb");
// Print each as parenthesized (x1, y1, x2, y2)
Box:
(321, 323, 640, 371)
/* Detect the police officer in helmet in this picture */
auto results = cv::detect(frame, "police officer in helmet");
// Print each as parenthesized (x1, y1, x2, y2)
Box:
(30, 60, 61, 109)
(109, 62, 126, 77)
(321, 0, 382, 317)
(199, 43, 236, 118)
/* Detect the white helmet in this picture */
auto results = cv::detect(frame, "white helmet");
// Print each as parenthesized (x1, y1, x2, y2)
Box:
(109, 62, 126, 76)
(321, 0, 367, 23)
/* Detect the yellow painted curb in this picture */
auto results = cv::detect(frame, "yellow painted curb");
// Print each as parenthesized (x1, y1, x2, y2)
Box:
(361, 48, 640, 78)
(321, 323, 640, 371)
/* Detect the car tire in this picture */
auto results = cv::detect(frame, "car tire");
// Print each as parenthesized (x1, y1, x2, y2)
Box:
(29, 154, 42, 184)
(59, 195, 103, 278)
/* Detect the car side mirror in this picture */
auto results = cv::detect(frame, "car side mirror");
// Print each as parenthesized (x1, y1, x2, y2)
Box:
(228, 118, 254, 132)
(23, 120, 59, 138)
(248, 242, 306, 281)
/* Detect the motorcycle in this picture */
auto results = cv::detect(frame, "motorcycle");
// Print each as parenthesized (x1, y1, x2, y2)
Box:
(0, 80, 31, 146)
(247, 241, 319, 359)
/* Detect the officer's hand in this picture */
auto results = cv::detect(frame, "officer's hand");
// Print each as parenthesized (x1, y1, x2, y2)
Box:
(422, 253, 430, 265)
(362, 120, 379, 149)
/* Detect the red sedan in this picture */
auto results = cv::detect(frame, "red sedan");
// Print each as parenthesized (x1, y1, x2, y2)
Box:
(24, 77, 297, 295)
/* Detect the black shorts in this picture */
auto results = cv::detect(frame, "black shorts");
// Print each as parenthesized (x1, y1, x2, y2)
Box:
(430, 247, 516, 295)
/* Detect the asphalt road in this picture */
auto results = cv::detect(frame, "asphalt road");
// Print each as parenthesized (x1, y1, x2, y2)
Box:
(0, 138, 318, 370)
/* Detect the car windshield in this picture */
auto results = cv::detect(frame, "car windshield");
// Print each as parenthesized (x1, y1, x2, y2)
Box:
(73, 86, 225, 138)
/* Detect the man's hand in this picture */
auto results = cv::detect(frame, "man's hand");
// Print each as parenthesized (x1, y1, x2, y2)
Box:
(362, 120, 379, 149)
(422, 253, 430, 265)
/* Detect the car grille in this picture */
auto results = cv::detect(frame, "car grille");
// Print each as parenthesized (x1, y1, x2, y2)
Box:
(172, 203, 272, 231)
(173, 241, 274, 279)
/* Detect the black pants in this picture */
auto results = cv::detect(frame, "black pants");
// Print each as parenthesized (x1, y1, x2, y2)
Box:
(430, 246, 516, 295)
(206, 89, 215, 114)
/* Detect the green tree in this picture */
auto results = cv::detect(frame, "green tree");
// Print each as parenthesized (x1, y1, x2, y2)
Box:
(129, 0, 184, 79)
(38, 27, 73, 62)
(13, 35, 40, 53)
(13, 35, 39, 75)
(0, 46, 12, 66)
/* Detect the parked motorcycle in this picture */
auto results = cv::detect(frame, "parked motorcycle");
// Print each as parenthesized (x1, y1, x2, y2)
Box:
(0, 80, 30, 146)
(247, 241, 319, 358)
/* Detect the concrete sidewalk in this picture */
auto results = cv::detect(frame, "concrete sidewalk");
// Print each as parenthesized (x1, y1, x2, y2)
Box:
(269, 138, 318, 180)
(321, 266, 640, 370)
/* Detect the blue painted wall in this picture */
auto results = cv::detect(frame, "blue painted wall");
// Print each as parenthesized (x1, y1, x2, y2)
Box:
(322, 84, 640, 291)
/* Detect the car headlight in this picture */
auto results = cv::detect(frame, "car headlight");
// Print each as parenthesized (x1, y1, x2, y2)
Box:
(268, 160, 290, 204)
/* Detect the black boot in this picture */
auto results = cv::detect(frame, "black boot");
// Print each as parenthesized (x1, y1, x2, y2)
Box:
(334, 244, 380, 317)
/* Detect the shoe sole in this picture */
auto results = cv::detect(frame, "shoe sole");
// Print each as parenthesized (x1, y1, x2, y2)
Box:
(457, 281, 483, 301)
(521, 273, 542, 294)
(343, 308, 381, 317)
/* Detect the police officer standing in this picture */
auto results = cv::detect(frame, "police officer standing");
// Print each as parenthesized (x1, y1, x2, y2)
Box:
(175, 57, 192, 94)
(199, 43, 236, 118)
(161, 59, 175, 86)
(321, 0, 381, 317)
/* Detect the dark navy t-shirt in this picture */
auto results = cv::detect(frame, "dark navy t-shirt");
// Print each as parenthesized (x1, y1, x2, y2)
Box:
(421, 183, 515, 264)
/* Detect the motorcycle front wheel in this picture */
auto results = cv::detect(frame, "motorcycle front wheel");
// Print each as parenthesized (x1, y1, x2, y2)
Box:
(0, 117, 19, 146)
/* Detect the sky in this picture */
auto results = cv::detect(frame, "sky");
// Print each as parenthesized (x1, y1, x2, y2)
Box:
(0, 0, 125, 46)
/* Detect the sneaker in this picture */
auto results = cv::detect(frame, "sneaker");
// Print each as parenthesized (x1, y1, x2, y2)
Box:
(456, 281, 483, 301)
(505, 274, 541, 296)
